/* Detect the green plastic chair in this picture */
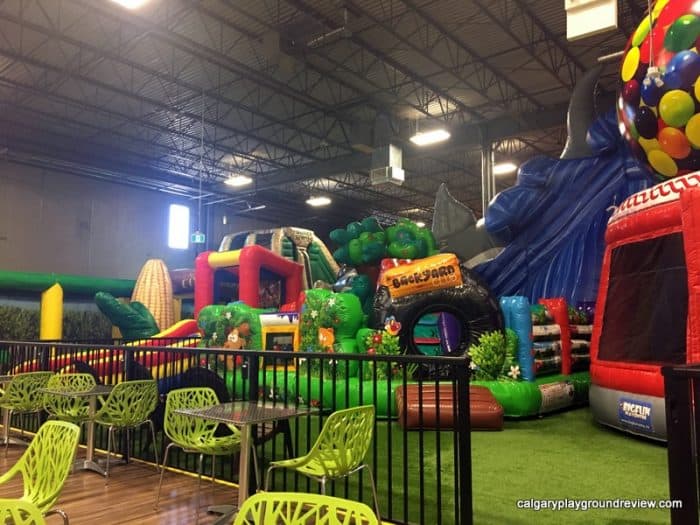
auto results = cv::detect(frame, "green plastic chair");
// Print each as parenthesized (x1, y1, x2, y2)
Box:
(0, 372, 54, 452)
(232, 492, 379, 525)
(264, 404, 380, 518)
(0, 420, 80, 525)
(43, 373, 96, 424)
(0, 498, 47, 525)
(93, 379, 159, 481)
(155, 387, 247, 524)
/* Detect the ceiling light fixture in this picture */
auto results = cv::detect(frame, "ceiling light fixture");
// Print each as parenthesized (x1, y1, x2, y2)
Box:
(409, 129, 451, 146)
(110, 0, 150, 8)
(224, 174, 253, 187)
(306, 196, 332, 207)
(493, 162, 518, 176)
(415, 221, 426, 228)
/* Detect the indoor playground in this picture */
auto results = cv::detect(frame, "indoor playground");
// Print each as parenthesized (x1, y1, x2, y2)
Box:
(1, 1, 699, 524)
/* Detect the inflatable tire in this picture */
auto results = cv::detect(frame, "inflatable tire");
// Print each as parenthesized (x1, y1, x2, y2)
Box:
(372, 262, 503, 357)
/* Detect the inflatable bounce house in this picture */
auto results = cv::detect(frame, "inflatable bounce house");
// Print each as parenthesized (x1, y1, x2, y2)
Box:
(419, 16, 664, 424)
(5, 259, 203, 383)
(218, 227, 339, 291)
(590, 174, 700, 440)
(190, 217, 598, 425)
(191, 220, 510, 419)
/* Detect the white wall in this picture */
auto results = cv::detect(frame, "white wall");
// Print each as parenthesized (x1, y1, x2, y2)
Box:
(0, 160, 318, 280)
(0, 160, 193, 278)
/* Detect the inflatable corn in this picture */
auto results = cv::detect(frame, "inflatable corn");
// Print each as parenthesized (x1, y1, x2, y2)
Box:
(131, 259, 174, 331)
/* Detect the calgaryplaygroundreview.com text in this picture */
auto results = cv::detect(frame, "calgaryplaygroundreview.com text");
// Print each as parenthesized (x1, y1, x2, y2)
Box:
(516, 499, 683, 512)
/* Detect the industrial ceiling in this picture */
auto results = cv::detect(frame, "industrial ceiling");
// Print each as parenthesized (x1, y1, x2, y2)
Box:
(0, 0, 647, 232)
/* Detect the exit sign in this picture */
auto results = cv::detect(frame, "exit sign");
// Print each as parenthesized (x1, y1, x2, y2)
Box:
(191, 231, 206, 244)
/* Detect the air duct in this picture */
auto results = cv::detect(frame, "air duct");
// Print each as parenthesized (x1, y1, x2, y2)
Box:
(369, 113, 403, 185)
(370, 144, 404, 186)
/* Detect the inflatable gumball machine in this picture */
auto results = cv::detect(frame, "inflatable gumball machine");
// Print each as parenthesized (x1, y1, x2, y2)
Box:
(618, 0, 700, 179)
(591, 0, 700, 440)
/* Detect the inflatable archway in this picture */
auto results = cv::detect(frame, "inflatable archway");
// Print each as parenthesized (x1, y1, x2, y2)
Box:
(590, 173, 700, 440)
(371, 254, 503, 358)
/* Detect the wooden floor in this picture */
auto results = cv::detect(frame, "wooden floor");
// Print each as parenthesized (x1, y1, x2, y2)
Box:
(1, 443, 241, 525)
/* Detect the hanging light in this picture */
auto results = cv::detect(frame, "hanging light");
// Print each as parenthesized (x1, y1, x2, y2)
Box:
(409, 129, 451, 146)
(493, 162, 518, 176)
(110, 0, 150, 8)
(306, 196, 332, 207)
(224, 174, 253, 187)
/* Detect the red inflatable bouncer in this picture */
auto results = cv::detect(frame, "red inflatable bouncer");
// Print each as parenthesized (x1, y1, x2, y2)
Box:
(590, 173, 700, 440)
(194, 245, 303, 316)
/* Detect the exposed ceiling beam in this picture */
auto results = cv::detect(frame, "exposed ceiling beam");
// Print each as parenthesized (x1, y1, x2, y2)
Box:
(398, 0, 543, 111)
(230, 102, 569, 196)
(68, 0, 358, 126)
(284, 0, 483, 121)
(0, 75, 271, 178)
(0, 47, 313, 169)
(624, 0, 647, 20)
(472, 0, 574, 91)
(617, 0, 646, 38)
(510, 0, 587, 86)
(210, 0, 387, 116)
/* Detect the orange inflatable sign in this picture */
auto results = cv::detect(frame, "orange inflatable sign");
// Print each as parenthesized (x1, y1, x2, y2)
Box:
(379, 253, 462, 298)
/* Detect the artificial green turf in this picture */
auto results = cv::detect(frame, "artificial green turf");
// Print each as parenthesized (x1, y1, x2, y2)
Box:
(471, 408, 669, 525)
(372, 408, 670, 524)
(240, 408, 671, 525)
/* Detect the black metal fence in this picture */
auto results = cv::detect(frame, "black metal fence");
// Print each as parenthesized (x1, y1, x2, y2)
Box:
(663, 364, 700, 524)
(0, 339, 472, 525)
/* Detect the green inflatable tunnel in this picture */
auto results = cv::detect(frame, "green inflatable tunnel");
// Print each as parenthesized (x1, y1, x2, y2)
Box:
(0, 270, 134, 296)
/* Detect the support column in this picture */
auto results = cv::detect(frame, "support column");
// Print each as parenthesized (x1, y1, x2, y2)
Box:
(480, 136, 496, 216)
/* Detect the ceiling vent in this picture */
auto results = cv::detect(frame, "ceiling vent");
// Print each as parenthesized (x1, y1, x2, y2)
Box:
(370, 144, 404, 186)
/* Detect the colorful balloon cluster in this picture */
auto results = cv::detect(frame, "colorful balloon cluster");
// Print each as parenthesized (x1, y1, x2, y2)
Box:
(618, 0, 700, 179)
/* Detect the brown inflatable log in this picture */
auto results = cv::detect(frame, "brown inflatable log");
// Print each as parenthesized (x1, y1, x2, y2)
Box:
(395, 384, 504, 431)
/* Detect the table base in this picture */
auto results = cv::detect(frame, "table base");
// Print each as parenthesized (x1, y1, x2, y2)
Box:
(0, 435, 29, 447)
(73, 458, 108, 476)
(208, 505, 237, 525)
